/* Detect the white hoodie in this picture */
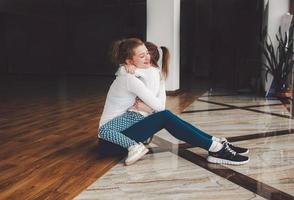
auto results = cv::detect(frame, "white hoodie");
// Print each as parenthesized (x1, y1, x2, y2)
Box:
(99, 66, 166, 127)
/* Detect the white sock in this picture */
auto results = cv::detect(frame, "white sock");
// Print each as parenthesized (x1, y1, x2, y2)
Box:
(208, 141, 223, 152)
(211, 136, 221, 142)
(212, 136, 227, 143)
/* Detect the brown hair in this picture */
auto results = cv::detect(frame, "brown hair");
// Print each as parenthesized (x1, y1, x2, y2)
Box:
(111, 38, 144, 65)
(145, 41, 170, 79)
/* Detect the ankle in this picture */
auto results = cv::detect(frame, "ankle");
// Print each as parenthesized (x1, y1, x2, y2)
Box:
(208, 141, 223, 152)
(128, 143, 140, 151)
(211, 136, 221, 142)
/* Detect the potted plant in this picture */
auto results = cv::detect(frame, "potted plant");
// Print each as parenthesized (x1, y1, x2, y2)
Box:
(261, 23, 294, 97)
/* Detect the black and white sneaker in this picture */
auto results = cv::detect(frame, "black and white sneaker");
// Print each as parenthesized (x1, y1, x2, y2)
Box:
(207, 143, 249, 165)
(220, 138, 249, 155)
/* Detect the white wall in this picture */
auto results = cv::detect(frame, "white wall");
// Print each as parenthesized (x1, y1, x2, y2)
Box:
(147, 0, 180, 91)
(267, 0, 290, 46)
(264, 0, 290, 94)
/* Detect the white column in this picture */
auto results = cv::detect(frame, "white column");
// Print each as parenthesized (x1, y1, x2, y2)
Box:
(147, 0, 180, 91)
(267, 0, 290, 48)
(263, 0, 290, 94)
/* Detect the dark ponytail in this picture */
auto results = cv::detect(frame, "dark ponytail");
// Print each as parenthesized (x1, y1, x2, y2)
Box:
(160, 46, 170, 79)
(145, 41, 170, 79)
(111, 40, 123, 64)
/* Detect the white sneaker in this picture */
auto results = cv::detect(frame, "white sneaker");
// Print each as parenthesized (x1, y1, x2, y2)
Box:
(125, 143, 149, 166)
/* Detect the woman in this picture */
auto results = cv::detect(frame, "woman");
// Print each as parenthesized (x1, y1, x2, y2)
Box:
(99, 39, 166, 165)
(98, 38, 249, 166)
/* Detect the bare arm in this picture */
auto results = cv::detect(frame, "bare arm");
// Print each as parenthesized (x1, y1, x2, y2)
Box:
(132, 98, 154, 113)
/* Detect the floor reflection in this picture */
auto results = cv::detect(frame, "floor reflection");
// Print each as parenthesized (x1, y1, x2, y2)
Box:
(75, 93, 294, 200)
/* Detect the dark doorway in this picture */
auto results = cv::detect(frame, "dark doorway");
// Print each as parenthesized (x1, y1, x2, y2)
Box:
(181, 0, 263, 91)
(0, 0, 146, 76)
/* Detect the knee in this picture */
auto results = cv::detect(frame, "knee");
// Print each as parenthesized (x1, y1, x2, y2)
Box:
(159, 109, 173, 116)
(157, 109, 174, 119)
(98, 126, 107, 139)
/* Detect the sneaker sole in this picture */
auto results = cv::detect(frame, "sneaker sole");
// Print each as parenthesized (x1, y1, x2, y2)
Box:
(207, 156, 250, 165)
(125, 148, 149, 166)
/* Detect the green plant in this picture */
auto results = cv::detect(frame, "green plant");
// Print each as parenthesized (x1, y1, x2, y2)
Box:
(261, 23, 294, 94)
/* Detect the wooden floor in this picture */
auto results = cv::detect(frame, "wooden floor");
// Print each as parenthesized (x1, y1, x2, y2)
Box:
(0, 75, 207, 200)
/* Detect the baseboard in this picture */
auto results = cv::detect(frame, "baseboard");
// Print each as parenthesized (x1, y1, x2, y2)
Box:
(166, 88, 182, 96)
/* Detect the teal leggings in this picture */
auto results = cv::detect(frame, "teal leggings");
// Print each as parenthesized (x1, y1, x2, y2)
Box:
(98, 110, 213, 154)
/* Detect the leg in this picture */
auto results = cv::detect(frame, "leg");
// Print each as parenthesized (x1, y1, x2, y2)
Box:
(122, 110, 212, 150)
(178, 117, 249, 155)
(122, 110, 249, 165)
(176, 115, 213, 140)
(98, 111, 145, 149)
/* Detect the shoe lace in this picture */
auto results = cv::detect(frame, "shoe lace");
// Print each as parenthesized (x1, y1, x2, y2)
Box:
(224, 143, 236, 156)
(223, 140, 235, 149)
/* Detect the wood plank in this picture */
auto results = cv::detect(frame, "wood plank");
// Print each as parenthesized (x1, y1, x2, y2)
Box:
(0, 76, 202, 199)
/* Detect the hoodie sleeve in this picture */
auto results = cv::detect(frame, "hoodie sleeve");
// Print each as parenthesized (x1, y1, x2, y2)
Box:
(157, 80, 166, 108)
(126, 74, 165, 111)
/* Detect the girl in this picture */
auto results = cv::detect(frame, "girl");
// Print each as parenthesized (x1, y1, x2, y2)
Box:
(99, 38, 164, 165)
(98, 38, 249, 166)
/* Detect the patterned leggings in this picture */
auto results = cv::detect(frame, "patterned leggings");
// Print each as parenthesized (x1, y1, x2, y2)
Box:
(98, 111, 145, 149)
(98, 110, 213, 151)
